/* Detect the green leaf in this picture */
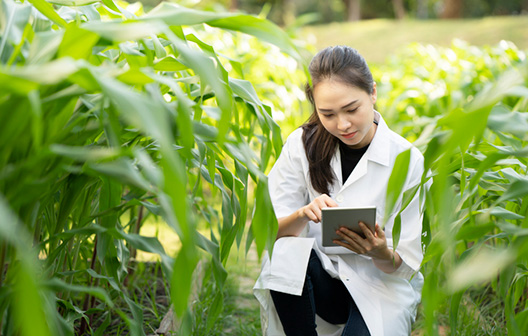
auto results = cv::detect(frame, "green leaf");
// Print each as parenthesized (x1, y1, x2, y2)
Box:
(153, 55, 188, 71)
(13, 264, 53, 336)
(117, 68, 155, 85)
(496, 178, 528, 205)
(59, 25, 100, 60)
(26, 0, 67, 27)
(123, 296, 146, 336)
(488, 104, 528, 140)
(449, 290, 464, 334)
(251, 178, 277, 258)
(163, 29, 233, 142)
(99, 176, 122, 228)
(207, 14, 302, 61)
(144, 2, 231, 25)
(82, 21, 162, 41)
(48, 0, 99, 5)
(455, 223, 496, 241)
(170, 245, 199, 317)
(50, 144, 121, 161)
(86, 269, 121, 291)
(88, 159, 152, 191)
(0, 195, 53, 336)
(483, 206, 525, 220)
(94, 70, 174, 149)
(0, 73, 39, 94)
(392, 213, 402, 251)
(101, 0, 119, 12)
(448, 247, 516, 292)
(205, 291, 224, 332)
(43, 278, 114, 307)
(384, 149, 411, 226)
(8, 58, 79, 85)
(0, 0, 32, 52)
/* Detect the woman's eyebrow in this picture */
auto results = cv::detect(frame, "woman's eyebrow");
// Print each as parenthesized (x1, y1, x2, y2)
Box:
(318, 99, 359, 112)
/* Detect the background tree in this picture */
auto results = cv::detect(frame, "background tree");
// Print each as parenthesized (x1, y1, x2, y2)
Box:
(282, 0, 297, 26)
(441, 0, 463, 18)
(342, 0, 361, 21)
(143, 0, 528, 24)
(393, 0, 407, 19)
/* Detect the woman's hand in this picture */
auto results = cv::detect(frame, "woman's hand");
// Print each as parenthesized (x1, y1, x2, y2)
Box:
(298, 194, 338, 223)
(277, 194, 338, 239)
(333, 222, 402, 273)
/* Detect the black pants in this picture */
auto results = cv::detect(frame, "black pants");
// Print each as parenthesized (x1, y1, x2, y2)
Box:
(270, 250, 371, 336)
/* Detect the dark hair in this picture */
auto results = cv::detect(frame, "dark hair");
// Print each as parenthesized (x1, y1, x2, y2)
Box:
(301, 46, 374, 195)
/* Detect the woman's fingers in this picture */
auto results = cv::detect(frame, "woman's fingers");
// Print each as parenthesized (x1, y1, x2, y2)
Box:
(315, 194, 337, 209)
(303, 206, 320, 222)
(359, 222, 375, 241)
(335, 227, 366, 253)
(332, 238, 360, 252)
(304, 194, 338, 222)
(333, 234, 362, 253)
(321, 194, 339, 207)
(375, 223, 385, 239)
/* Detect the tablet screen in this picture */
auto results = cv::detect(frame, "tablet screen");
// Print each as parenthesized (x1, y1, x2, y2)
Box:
(321, 206, 376, 247)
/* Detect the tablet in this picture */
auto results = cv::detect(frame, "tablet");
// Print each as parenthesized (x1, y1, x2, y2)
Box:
(321, 206, 377, 247)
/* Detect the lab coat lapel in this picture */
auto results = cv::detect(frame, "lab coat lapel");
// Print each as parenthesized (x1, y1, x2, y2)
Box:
(341, 153, 368, 191)
(329, 146, 342, 195)
(331, 144, 368, 194)
(330, 144, 368, 194)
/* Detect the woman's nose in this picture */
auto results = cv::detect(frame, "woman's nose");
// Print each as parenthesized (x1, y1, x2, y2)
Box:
(337, 114, 351, 131)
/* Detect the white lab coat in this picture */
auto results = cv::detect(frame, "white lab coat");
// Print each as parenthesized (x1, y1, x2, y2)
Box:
(254, 112, 426, 336)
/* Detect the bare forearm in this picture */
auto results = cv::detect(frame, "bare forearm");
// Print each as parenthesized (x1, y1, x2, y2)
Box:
(276, 208, 309, 239)
(276, 194, 338, 239)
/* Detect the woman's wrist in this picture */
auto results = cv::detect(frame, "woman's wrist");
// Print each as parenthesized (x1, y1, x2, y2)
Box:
(372, 249, 402, 273)
(372, 247, 394, 261)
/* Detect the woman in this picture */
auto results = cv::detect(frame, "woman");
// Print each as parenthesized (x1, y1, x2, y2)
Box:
(254, 46, 426, 336)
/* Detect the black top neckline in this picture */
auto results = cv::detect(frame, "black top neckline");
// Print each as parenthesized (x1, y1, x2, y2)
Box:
(339, 141, 369, 184)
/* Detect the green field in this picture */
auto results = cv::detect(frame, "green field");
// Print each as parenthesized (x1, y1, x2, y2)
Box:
(2, 1, 528, 334)
(302, 16, 528, 63)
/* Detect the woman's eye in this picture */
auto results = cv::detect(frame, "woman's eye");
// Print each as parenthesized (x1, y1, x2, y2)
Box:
(347, 108, 358, 113)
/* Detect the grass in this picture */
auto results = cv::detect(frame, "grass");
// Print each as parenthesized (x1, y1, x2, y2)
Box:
(88, 261, 171, 335)
(189, 243, 262, 336)
(301, 16, 528, 64)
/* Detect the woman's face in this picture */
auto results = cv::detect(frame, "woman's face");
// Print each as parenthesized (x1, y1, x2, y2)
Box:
(312, 79, 377, 149)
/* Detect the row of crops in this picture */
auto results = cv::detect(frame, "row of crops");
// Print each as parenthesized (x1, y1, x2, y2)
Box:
(373, 40, 528, 335)
(0, 0, 294, 334)
(1, 0, 528, 335)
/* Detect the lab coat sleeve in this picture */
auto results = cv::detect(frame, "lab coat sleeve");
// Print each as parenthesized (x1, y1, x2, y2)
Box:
(386, 148, 426, 277)
(267, 129, 309, 218)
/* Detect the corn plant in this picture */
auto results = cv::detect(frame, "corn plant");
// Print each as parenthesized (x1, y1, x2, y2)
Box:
(373, 41, 528, 335)
(0, 0, 306, 334)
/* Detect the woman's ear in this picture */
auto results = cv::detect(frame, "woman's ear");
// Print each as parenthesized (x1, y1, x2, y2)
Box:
(371, 82, 377, 105)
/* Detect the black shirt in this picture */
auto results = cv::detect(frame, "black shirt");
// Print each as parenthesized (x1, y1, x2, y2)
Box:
(339, 141, 369, 184)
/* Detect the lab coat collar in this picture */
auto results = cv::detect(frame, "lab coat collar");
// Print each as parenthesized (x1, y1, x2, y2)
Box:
(330, 111, 391, 192)
(367, 111, 391, 167)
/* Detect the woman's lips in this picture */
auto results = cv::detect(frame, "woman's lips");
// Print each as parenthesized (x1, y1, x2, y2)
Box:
(342, 131, 357, 139)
